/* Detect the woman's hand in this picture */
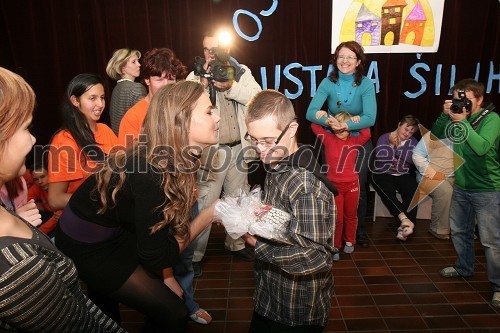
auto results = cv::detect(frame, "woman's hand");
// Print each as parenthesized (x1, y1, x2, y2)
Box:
(328, 116, 349, 132)
(325, 115, 340, 129)
(315, 110, 328, 119)
(350, 115, 361, 123)
(16, 199, 42, 227)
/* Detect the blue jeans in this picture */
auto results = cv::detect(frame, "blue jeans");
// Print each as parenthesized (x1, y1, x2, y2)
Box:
(450, 188, 500, 291)
(173, 204, 200, 314)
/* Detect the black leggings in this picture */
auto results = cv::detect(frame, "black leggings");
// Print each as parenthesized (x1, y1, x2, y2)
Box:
(109, 265, 187, 333)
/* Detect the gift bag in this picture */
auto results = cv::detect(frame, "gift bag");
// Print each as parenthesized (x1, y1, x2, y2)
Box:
(214, 187, 292, 244)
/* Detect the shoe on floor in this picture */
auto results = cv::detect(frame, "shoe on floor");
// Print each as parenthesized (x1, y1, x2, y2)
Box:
(193, 261, 202, 279)
(492, 292, 500, 308)
(189, 309, 212, 324)
(356, 233, 369, 248)
(227, 247, 254, 261)
(440, 266, 461, 278)
(428, 229, 450, 240)
(343, 243, 354, 254)
(333, 252, 340, 261)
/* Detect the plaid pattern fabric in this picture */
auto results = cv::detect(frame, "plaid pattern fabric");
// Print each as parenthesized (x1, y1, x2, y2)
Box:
(253, 163, 336, 326)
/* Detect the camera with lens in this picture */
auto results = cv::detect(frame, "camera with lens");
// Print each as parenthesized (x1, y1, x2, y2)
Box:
(194, 48, 235, 82)
(450, 89, 472, 114)
(194, 48, 235, 105)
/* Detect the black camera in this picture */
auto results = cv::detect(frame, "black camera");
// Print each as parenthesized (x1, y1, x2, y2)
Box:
(194, 48, 235, 82)
(194, 49, 235, 105)
(450, 89, 472, 114)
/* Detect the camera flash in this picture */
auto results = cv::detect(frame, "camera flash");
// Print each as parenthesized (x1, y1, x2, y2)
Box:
(218, 31, 232, 47)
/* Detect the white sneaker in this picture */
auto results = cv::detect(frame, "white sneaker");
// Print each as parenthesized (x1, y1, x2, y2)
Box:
(492, 292, 500, 308)
(189, 309, 212, 324)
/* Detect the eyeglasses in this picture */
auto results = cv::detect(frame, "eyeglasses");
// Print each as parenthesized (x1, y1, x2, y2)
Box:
(244, 123, 292, 148)
(337, 55, 357, 61)
(203, 47, 217, 55)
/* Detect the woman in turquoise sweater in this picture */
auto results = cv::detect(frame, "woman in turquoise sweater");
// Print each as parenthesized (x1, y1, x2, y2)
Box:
(306, 41, 376, 248)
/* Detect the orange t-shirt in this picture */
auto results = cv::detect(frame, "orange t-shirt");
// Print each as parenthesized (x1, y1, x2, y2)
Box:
(27, 184, 61, 234)
(118, 98, 149, 147)
(48, 123, 119, 194)
(28, 185, 51, 212)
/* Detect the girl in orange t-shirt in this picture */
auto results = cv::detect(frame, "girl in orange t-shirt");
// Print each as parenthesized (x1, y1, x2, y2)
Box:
(48, 73, 119, 211)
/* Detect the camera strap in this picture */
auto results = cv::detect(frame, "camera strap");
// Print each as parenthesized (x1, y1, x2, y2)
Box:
(470, 103, 495, 131)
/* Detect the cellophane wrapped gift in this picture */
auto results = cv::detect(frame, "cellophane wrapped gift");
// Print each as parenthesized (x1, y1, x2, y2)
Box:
(214, 187, 292, 244)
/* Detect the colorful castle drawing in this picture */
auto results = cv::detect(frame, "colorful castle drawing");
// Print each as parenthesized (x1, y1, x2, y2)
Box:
(353, 0, 430, 47)
(400, 1, 427, 45)
(355, 4, 381, 46)
(380, 0, 407, 45)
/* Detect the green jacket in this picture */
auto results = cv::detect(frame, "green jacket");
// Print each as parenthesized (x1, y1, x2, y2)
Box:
(431, 110, 500, 192)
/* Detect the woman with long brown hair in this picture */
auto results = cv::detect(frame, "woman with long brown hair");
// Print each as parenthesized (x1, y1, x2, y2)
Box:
(55, 80, 220, 333)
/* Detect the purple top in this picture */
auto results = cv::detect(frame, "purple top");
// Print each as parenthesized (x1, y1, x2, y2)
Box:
(373, 132, 418, 175)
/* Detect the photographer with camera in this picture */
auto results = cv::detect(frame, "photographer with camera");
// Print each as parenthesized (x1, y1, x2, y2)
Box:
(187, 32, 261, 278)
(431, 78, 500, 308)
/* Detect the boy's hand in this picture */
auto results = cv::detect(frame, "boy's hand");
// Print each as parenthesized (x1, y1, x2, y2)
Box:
(442, 100, 453, 115)
(242, 233, 257, 247)
(350, 115, 361, 123)
(16, 199, 42, 227)
(448, 110, 468, 122)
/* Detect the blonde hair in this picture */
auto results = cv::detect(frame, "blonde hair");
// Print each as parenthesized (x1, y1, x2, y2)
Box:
(334, 111, 352, 124)
(106, 48, 142, 80)
(95, 81, 204, 240)
(246, 90, 296, 130)
(0, 67, 35, 154)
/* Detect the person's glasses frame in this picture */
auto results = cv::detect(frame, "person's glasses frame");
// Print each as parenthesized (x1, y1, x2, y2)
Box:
(203, 47, 217, 55)
(337, 55, 357, 61)
(244, 122, 292, 148)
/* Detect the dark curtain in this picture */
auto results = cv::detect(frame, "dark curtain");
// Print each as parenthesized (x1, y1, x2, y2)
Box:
(1, 0, 499, 148)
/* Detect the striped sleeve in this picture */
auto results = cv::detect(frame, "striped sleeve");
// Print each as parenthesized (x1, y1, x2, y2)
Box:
(0, 244, 126, 333)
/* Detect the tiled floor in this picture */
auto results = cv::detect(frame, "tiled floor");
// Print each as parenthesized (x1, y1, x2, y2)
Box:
(121, 218, 500, 332)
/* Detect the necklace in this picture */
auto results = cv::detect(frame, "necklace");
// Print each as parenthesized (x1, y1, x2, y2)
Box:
(336, 81, 357, 110)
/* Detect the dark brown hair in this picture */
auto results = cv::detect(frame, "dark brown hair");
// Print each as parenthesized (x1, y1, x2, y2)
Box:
(140, 48, 187, 84)
(329, 41, 366, 85)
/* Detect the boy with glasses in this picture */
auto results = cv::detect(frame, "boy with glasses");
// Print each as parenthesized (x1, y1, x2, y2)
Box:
(242, 90, 337, 332)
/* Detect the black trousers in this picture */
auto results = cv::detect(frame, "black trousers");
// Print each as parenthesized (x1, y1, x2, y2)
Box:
(371, 172, 418, 222)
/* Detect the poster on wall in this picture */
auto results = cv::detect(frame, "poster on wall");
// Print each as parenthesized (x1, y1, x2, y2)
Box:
(331, 0, 445, 53)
